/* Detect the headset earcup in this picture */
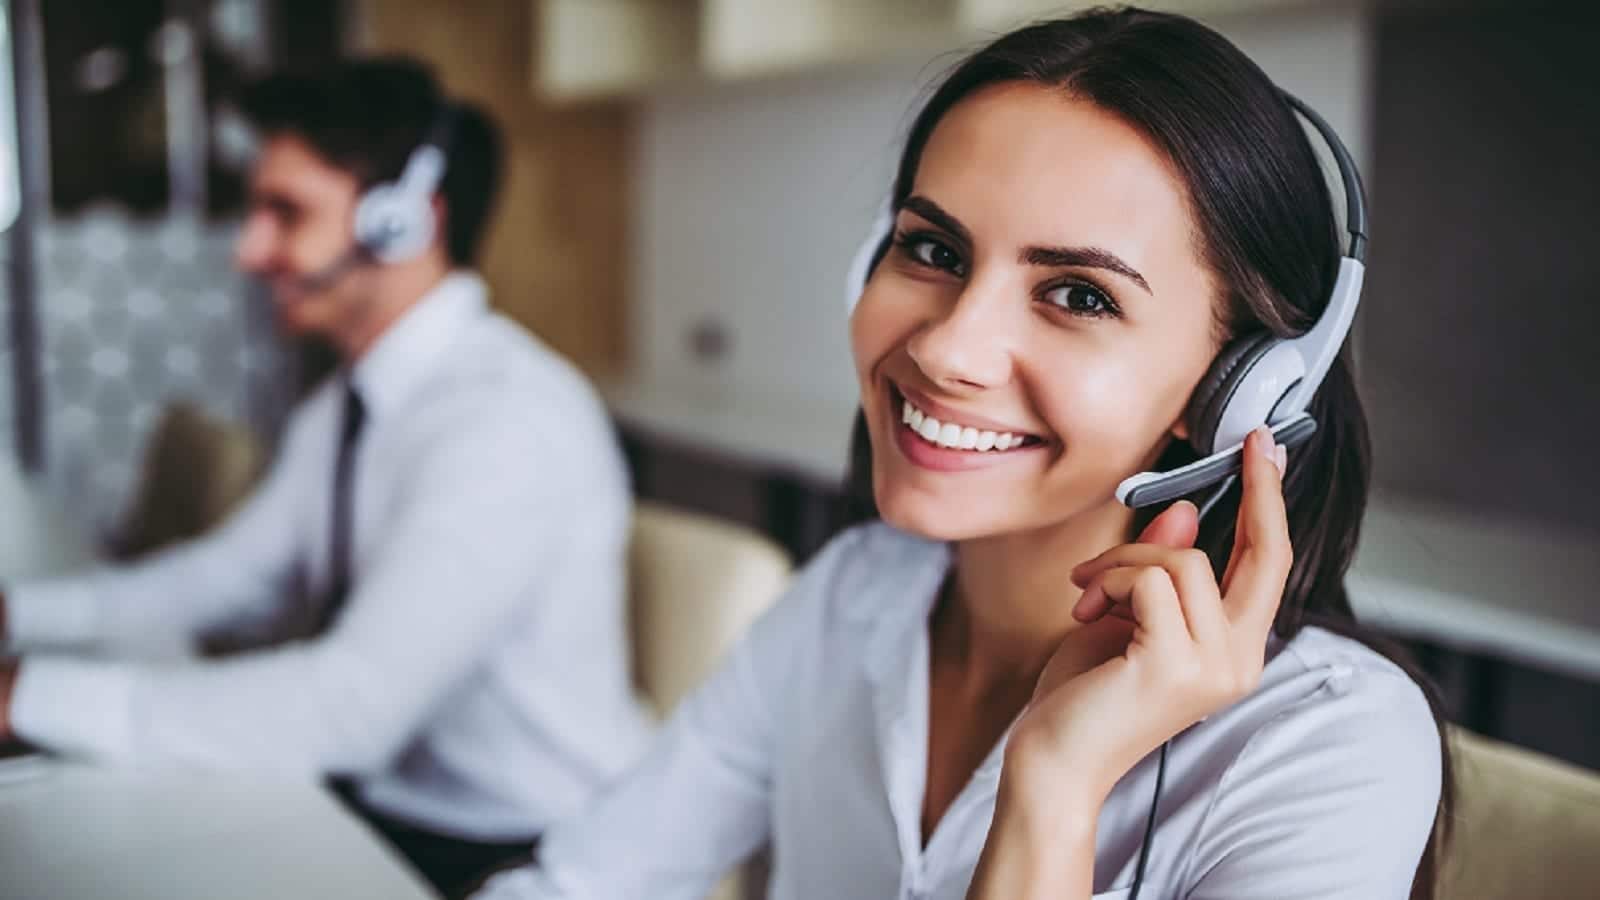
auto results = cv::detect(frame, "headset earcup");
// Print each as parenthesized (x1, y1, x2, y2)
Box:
(354, 184, 435, 263)
(845, 203, 897, 314)
(1185, 331, 1277, 455)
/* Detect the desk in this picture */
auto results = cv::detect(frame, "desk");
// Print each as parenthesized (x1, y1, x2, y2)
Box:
(0, 762, 437, 900)
(1351, 498, 1600, 683)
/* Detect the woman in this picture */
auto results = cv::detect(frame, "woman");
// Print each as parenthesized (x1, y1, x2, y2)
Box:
(479, 8, 1448, 899)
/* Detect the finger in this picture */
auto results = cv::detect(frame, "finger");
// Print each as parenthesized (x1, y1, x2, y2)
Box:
(1078, 593, 1139, 624)
(1073, 543, 1211, 594)
(1074, 551, 1225, 643)
(1219, 432, 1287, 595)
(1072, 500, 1197, 624)
(1071, 503, 1198, 588)
(1220, 426, 1292, 629)
(1073, 579, 1112, 623)
(1114, 566, 1188, 650)
(1137, 499, 1199, 548)
(1081, 569, 1147, 626)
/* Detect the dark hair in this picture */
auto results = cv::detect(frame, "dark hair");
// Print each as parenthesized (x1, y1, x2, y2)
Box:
(236, 57, 504, 266)
(841, 8, 1452, 896)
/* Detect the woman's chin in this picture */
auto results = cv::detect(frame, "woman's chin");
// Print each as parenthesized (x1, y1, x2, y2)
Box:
(872, 485, 1010, 543)
(870, 472, 1128, 545)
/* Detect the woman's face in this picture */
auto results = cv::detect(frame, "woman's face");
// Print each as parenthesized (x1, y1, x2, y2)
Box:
(851, 82, 1224, 542)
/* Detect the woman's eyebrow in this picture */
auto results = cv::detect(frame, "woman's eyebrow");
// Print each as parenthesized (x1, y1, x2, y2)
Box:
(902, 194, 1151, 294)
(1021, 245, 1152, 294)
(901, 195, 972, 247)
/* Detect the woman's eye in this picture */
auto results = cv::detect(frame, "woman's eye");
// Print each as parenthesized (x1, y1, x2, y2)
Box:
(1042, 282, 1118, 318)
(900, 234, 966, 276)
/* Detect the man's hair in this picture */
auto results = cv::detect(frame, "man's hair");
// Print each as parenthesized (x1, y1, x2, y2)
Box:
(236, 57, 504, 266)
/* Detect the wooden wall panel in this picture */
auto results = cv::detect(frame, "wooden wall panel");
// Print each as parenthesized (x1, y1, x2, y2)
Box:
(355, 0, 630, 376)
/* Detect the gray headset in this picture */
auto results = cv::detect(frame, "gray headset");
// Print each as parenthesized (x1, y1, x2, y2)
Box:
(846, 91, 1366, 510)
(293, 103, 459, 293)
(353, 103, 459, 262)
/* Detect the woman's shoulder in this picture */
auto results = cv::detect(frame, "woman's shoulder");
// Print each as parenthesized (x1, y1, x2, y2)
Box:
(1233, 625, 1438, 743)
(1173, 627, 1444, 892)
(1275, 624, 1417, 679)
(1268, 626, 1437, 730)
(1197, 625, 1441, 793)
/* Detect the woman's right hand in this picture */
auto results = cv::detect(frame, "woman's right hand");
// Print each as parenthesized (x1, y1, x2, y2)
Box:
(1012, 427, 1289, 801)
(968, 427, 1291, 900)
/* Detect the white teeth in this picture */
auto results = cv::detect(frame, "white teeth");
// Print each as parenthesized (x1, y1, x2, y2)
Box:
(898, 393, 1034, 453)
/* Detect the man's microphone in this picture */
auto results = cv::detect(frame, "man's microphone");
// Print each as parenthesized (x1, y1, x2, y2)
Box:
(282, 244, 369, 295)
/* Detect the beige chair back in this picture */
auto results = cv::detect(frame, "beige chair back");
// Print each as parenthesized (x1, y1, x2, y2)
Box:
(628, 503, 790, 900)
(115, 402, 263, 558)
(1440, 727, 1600, 899)
(629, 502, 791, 716)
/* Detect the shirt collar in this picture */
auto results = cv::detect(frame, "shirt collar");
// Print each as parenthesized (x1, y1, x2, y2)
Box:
(853, 529, 965, 868)
(857, 527, 1035, 867)
(349, 270, 488, 419)
(854, 525, 950, 688)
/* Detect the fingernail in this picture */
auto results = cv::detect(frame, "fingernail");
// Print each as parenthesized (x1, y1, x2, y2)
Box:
(1273, 443, 1287, 477)
(1174, 499, 1198, 516)
(1252, 425, 1274, 453)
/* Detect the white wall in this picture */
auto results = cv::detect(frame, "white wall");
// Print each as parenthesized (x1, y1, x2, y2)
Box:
(633, 57, 929, 419)
(631, 5, 1373, 419)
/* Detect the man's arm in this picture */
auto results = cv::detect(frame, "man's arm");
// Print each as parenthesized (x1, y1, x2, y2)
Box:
(1, 417, 311, 659)
(5, 406, 597, 773)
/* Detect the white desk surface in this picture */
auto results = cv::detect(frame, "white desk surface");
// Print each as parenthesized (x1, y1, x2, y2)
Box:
(1350, 497, 1600, 682)
(0, 762, 437, 900)
(604, 377, 1600, 681)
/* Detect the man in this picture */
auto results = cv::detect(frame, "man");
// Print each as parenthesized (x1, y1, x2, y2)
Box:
(0, 59, 651, 897)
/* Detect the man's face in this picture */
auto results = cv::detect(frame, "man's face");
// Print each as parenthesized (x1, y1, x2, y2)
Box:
(234, 134, 373, 338)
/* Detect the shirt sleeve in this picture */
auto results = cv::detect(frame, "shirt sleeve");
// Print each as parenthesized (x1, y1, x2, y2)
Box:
(1182, 662, 1443, 900)
(472, 529, 864, 900)
(4, 419, 308, 659)
(10, 402, 580, 774)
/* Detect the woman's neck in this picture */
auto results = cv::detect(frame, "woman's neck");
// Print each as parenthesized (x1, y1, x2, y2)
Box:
(942, 499, 1137, 682)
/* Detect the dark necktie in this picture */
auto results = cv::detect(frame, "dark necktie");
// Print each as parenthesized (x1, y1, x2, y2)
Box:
(321, 381, 367, 632)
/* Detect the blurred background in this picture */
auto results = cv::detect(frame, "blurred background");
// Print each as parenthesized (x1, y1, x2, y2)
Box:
(0, 0, 1593, 773)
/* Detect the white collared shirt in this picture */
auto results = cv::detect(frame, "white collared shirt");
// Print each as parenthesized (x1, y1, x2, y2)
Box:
(478, 522, 1440, 900)
(6, 272, 654, 840)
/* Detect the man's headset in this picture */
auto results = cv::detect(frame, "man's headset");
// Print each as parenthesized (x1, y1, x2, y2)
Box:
(292, 104, 460, 293)
(845, 92, 1366, 510)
